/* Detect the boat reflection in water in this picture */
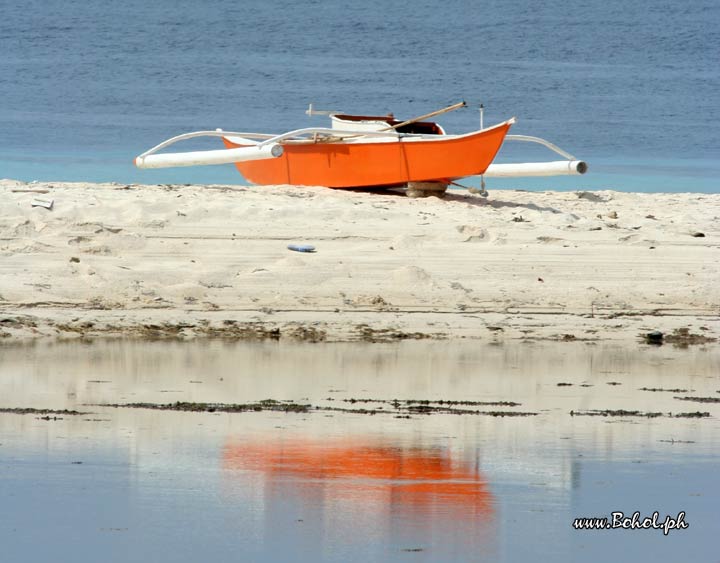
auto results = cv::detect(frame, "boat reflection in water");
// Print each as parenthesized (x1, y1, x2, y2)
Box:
(222, 435, 496, 558)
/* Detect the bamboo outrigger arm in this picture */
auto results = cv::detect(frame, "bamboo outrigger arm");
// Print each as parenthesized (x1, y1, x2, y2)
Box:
(134, 127, 398, 170)
(505, 134, 578, 161)
(483, 134, 588, 177)
(134, 130, 280, 169)
(135, 128, 432, 169)
(484, 160, 587, 177)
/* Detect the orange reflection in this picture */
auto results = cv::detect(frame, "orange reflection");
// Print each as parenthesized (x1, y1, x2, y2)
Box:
(223, 437, 493, 514)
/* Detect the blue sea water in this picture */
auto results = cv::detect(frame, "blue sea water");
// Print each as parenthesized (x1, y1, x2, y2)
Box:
(1, 0, 718, 192)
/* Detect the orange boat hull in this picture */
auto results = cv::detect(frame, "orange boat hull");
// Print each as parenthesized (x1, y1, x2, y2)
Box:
(223, 120, 512, 188)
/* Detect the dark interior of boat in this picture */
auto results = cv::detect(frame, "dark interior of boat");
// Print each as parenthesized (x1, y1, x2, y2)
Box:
(333, 114, 444, 135)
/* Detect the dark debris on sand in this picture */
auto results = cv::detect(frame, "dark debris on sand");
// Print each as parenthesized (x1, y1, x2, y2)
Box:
(570, 409, 710, 419)
(91, 400, 311, 414)
(92, 398, 536, 417)
(673, 396, 720, 404)
(0, 407, 86, 416)
(639, 387, 693, 393)
(339, 398, 533, 416)
(354, 324, 439, 342)
(642, 327, 717, 347)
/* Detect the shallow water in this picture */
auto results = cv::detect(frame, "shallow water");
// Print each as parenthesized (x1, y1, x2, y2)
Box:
(2, 0, 718, 191)
(0, 339, 718, 561)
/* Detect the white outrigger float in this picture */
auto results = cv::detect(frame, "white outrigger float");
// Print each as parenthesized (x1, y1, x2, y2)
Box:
(135, 101, 587, 195)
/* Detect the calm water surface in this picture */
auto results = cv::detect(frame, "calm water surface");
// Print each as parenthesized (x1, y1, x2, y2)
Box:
(1, 0, 718, 191)
(0, 340, 718, 562)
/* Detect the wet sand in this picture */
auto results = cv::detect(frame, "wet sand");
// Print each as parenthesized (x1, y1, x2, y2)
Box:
(1, 179, 718, 342)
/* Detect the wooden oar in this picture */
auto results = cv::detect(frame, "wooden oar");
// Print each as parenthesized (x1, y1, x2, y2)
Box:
(379, 101, 467, 132)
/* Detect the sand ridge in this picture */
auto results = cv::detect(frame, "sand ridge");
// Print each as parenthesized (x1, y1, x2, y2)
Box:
(1, 179, 718, 341)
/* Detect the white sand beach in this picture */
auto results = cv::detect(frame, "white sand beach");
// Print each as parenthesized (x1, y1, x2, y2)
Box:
(1, 179, 718, 342)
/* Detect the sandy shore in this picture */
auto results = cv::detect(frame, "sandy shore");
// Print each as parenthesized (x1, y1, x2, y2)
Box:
(1, 179, 718, 342)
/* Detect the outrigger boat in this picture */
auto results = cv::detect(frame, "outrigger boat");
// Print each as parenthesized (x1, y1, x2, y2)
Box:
(135, 101, 587, 194)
